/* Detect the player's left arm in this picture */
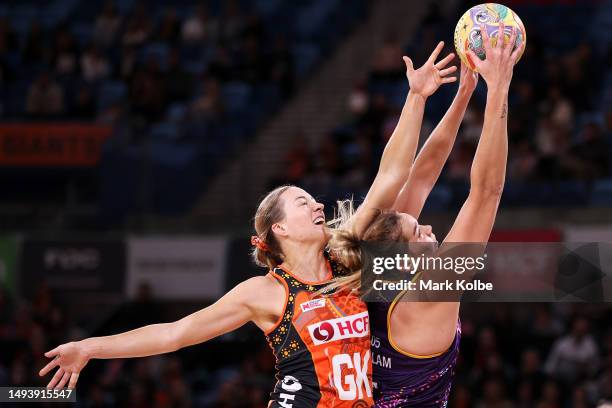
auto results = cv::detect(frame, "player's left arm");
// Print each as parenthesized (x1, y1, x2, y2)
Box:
(393, 63, 478, 218)
(350, 42, 457, 236)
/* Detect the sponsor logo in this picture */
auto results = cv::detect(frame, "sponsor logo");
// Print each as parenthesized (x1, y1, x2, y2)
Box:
(44, 248, 100, 270)
(300, 298, 326, 312)
(278, 375, 302, 408)
(307, 312, 369, 346)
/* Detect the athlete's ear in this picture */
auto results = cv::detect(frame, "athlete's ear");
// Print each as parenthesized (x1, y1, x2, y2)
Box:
(272, 222, 288, 237)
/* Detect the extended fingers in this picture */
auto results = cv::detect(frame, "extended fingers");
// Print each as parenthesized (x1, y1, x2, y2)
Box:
(427, 41, 445, 64)
(44, 347, 59, 359)
(511, 37, 525, 63)
(39, 357, 59, 377)
(435, 52, 455, 69)
(47, 368, 65, 389)
(403, 56, 414, 72)
(507, 27, 518, 56)
(497, 21, 505, 49)
(439, 65, 457, 76)
(466, 49, 483, 71)
(55, 371, 71, 390)
(68, 372, 80, 390)
(441, 76, 457, 84)
(480, 24, 490, 51)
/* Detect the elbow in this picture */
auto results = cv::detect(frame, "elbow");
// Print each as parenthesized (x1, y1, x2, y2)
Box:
(165, 323, 183, 352)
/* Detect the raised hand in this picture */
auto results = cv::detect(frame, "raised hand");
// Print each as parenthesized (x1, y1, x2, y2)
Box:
(39, 342, 90, 389)
(404, 41, 457, 98)
(458, 61, 478, 94)
(467, 22, 524, 91)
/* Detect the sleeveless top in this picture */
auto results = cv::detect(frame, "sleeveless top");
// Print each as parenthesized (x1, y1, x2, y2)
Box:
(265, 256, 373, 408)
(368, 291, 461, 408)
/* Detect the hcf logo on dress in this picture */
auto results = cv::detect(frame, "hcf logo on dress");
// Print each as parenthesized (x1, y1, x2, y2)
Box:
(307, 312, 369, 345)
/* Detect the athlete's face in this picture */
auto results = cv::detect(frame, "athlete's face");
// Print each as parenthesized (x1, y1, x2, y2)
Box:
(273, 187, 327, 245)
(398, 212, 438, 253)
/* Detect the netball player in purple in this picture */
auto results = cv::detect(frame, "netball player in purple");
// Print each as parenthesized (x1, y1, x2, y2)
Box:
(327, 24, 523, 407)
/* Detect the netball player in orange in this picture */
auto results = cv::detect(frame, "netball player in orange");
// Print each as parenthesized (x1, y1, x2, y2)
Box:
(39, 42, 458, 407)
(327, 25, 523, 407)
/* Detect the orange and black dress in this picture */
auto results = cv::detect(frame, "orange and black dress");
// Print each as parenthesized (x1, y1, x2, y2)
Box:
(265, 255, 373, 408)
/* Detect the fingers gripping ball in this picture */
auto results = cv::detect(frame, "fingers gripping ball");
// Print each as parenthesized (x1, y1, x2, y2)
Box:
(454, 3, 526, 71)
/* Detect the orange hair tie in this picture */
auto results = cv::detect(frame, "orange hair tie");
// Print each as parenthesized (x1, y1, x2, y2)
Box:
(251, 235, 270, 252)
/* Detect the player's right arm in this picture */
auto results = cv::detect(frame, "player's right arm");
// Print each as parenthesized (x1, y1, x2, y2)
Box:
(393, 62, 478, 218)
(39, 275, 283, 389)
(348, 42, 457, 236)
(444, 23, 523, 244)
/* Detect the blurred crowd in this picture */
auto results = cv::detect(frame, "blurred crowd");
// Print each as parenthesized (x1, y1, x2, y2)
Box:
(274, 1, 612, 209)
(0, 0, 295, 127)
(3, 282, 612, 407)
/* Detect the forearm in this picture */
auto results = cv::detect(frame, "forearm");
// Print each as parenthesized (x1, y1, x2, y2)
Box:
(81, 323, 176, 359)
(377, 91, 426, 178)
(394, 89, 472, 214)
(470, 87, 509, 194)
(427, 88, 472, 155)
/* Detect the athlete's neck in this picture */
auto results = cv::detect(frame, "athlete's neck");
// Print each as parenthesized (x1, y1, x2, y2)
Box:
(281, 246, 329, 283)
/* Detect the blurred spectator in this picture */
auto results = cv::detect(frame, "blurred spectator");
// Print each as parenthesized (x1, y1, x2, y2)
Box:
(371, 31, 405, 81)
(122, 3, 152, 47)
(238, 34, 266, 84)
(23, 21, 47, 64)
(190, 78, 223, 120)
(119, 45, 137, 80)
(26, 73, 65, 118)
(219, 0, 246, 47)
(0, 17, 18, 54)
(545, 317, 599, 384)
(510, 81, 537, 142)
(73, 85, 97, 120)
(53, 25, 79, 76)
(165, 48, 193, 103)
(129, 65, 165, 122)
(348, 79, 370, 117)
(269, 35, 295, 99)
(508, 140, 537, 181)
(156, 7, 181, 44)
(561, 121, 610, 180)
(81, 45, 111, 82)
(519, 348, 546, 392)
(279, 134, 310, 184)
(206, 46, 236, 82)
(544, 86, 574, 132)
(476, 377, 514, 408)
(93, 1, 122, 48)
(181, 3, 218, 44)
(536, 380, 561, 408)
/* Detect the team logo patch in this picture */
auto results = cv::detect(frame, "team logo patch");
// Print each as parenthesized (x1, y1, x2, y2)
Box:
(307, 311, 369, 345)
(300, 298, 326, 312)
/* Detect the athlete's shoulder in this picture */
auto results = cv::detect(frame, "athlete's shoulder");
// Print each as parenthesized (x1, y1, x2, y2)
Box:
(236, 274, 286, 305)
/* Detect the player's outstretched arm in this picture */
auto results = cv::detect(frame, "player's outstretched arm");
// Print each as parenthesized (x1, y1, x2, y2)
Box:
(39, 276, 278, 390)
(351, 42, 457, 235)
(394, 62, 478, 218)
(444, 23, 523, 244)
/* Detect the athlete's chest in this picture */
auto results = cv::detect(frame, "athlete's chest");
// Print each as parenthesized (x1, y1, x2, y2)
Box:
(290, 290, 369, 348)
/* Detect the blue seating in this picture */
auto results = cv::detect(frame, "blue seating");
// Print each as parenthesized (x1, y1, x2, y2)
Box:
(2, 0, 370, 221)
(293, 43, 320, 78)
(221, 82, 252, 114)
(590, 179, 612, 207)
(97, 81, 126, 111)
(150, 122, 180, 142)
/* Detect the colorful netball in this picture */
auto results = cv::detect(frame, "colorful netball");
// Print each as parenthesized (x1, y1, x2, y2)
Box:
(454, 3, 526, 71)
